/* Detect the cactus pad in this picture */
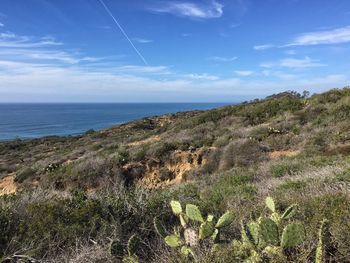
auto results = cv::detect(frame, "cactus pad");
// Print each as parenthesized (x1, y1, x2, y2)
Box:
(165, 234, 183, 247)
(281, 204, 297, 220)
(170, 200, 182, 215)
(185, 204, 204, 223)
(316, 219, 330, 263)
(259, 218, 280, 246)
(199, 221, 215, 240)
(281, 223, 305, 248)
(154, 216, 167, 238)
(265, 197, 276, 212)
(215, 211, 234, 228)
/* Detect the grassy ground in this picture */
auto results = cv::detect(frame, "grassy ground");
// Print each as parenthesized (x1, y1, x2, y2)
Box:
(1, 88, 350, 262)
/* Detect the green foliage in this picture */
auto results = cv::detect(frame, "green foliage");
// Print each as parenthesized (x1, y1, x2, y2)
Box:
(270, 161, 302, 178)
(158, 200, 233, 262)
(233, 197, 305, 262)
(15, 167, 36, 183)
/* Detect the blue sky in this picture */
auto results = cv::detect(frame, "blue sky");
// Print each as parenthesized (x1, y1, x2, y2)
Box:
(0, 0, 350, 102)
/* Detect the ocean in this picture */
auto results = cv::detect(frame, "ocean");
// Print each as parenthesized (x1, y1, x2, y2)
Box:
(0, 103, 228, 141)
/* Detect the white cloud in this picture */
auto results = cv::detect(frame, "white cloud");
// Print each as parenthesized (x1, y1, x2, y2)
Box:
(261, 57, 326, 69)
(254, 44, 274, 51)
(0, 58, 348, 102)
(0, 31, 348, 102)
(0, 32, 62, 48)
(133, 38, 153, 43)
(182, 33, 192, 37)
(150, 1, 223, 19)
(280, 57, 326, 68)
(184, 73, 219, 81)
(287, 26, 350, 46)
(208, 56, 238, 62)
(114, 65, 171, 74)
(0, 22, 4, 27)
(234, 70, 254, 76)
(262, 71, 296, 80)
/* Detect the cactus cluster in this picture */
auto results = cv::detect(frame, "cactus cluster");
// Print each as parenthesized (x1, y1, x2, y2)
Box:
(110, 234, 140, 263)
(154, 197, 337, 262)
(154, 200, 234, 261)
(233, 197, 305, 262)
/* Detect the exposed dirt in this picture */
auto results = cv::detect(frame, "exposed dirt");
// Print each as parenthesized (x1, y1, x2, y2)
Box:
(127, 135, 161, 147)
(269, 150, 301, 159)
(0, 174, 17, 195)
(141, 148, 208, 188)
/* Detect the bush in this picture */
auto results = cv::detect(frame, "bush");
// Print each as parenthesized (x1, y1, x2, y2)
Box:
(15, 167, 36, 183)
(220, 139, 267, 169)
(270, 161, 302, 178)
(147, 142, 177, 159)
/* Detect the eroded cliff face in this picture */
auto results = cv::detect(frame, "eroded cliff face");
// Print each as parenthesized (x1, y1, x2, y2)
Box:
(139, 147, 209, 188)
(116, 147, 210, 189)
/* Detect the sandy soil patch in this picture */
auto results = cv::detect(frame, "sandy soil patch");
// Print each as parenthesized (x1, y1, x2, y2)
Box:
(269, 150, 301, 159)
(0, 174, 17, 195)
(127, 135, 161, 147)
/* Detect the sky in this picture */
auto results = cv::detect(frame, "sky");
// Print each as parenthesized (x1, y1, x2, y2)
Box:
(0, 0, 350, 102)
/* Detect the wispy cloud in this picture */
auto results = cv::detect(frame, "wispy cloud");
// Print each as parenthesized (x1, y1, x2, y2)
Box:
(253, 44, 274, 51)
(234, 70, 254, 76)
(261, 57, 326, 69)
(149, 1, 224, 19)
(0, 32, 63, 48)
(262, 70, 296, 80)
(280, 57, 326, 68)
(133, 38, 153, 43)
(0, 22, 4, 27)
(287, 26, 350, 46)
(208, 56, 238, 62)
(113, 65, 170, 74)
(182, 33, 192, 37)
(184, 73, 219, 81)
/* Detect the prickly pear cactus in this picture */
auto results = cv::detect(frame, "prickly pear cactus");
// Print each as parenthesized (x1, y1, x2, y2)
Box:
(316, 219, 330, 263)
(265, 197, 276, 213)
(281, 223, 305, 248)
(258, 218, 279, 247)
(281, 204, 297, 220)
(165, 234, 183, 247)
(185, 204, 204, 223)
(170, 200, 182, 215)
(215, 211, 234, 228)
(199, 221, 215, 240)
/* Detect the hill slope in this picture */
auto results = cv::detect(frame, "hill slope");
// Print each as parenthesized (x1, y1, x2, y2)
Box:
(1, 88, 350, 262)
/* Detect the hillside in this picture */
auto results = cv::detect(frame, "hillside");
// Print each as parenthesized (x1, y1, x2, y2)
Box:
(1, 88, 350, 262)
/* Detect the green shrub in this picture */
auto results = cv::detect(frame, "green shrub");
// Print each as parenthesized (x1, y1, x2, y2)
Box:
(270, 161, 302, 178)
(15, 167, 36, 183)
(221, 139, 266, 169)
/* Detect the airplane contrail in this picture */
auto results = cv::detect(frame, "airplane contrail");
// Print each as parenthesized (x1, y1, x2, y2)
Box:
(98, 0, 148, 65)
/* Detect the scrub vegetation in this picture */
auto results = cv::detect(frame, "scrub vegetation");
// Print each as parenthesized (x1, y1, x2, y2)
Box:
(1, 88, 350, 262)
